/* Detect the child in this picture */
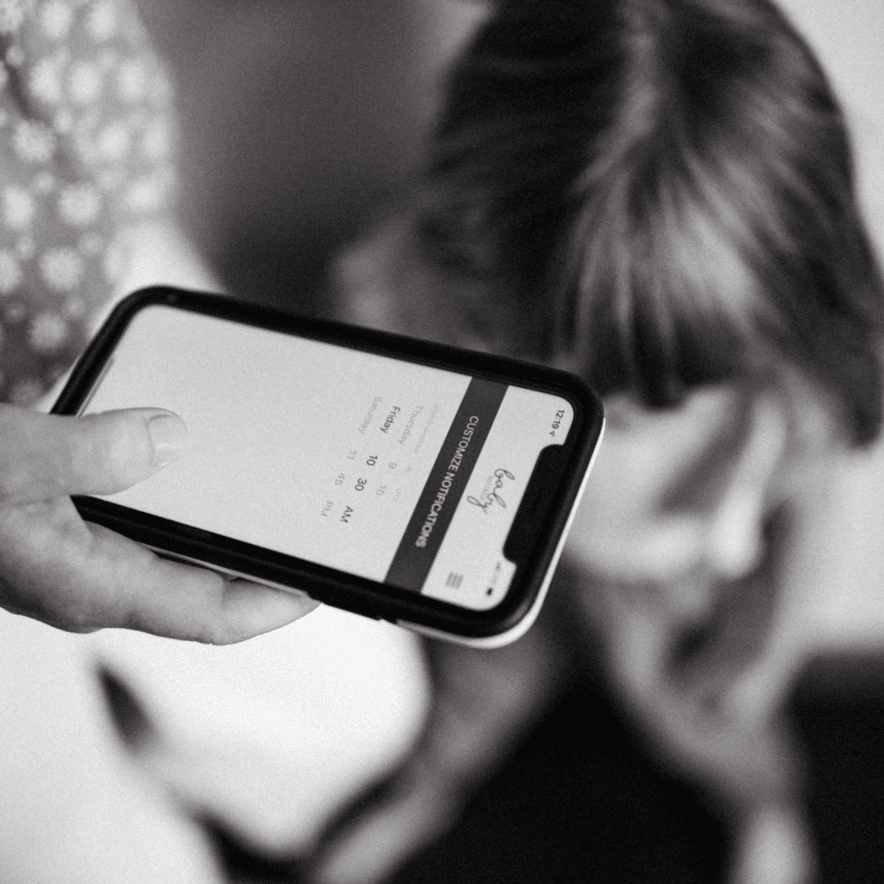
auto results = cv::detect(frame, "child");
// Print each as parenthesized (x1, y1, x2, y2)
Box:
(316, 0, 884, 881)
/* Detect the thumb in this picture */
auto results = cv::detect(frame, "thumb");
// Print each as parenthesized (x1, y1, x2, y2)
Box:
(0, 405, 187, 503)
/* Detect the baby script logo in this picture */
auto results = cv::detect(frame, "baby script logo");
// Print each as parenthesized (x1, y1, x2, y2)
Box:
(466, 469, 516, 514)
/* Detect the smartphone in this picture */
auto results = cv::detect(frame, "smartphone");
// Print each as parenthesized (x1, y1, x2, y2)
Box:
(53, 287, 604, 647)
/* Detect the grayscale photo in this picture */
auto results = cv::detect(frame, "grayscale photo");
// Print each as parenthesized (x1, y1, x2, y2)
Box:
(1, 2, 883, 883)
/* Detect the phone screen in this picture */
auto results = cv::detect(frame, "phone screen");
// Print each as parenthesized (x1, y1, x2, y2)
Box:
(79, 303, 580, 612)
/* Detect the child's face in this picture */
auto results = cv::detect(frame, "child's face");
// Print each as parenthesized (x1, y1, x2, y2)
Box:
(565, 377, 841, 725)
(568, 382, 837, 594)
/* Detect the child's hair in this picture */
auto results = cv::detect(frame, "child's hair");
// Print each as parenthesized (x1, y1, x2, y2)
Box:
(400, 0, 884, 444)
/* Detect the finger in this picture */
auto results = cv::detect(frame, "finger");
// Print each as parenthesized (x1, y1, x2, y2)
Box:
(138, 573, 322, 644)
(0, 406, 187, 503)
(80, 523, 320, 643)
(0, 496, 317, 641)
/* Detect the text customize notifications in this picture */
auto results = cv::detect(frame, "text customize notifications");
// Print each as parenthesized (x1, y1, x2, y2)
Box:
(82, 306, 575, 610)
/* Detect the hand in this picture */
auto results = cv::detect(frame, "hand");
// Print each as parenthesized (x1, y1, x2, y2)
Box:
(0, 405, 319, 642)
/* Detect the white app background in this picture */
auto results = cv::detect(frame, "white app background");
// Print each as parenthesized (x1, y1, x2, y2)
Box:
(83, 306, 469, 582)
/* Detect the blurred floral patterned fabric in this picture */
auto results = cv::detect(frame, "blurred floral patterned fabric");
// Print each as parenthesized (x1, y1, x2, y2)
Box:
(0, 0, 175, 405)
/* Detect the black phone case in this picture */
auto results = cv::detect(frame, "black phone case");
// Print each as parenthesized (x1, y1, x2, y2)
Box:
(52, 287, 604, 644)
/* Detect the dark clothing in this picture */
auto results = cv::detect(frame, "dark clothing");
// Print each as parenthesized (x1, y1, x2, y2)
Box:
(383, 682, 730, 884)
(215, 679, 732, 884)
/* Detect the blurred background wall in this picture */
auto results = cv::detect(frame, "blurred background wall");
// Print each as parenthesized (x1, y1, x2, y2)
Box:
(137, 0, 488, 314)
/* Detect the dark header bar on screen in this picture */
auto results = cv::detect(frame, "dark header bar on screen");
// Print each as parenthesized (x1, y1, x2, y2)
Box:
(384, 377, 507, 592)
